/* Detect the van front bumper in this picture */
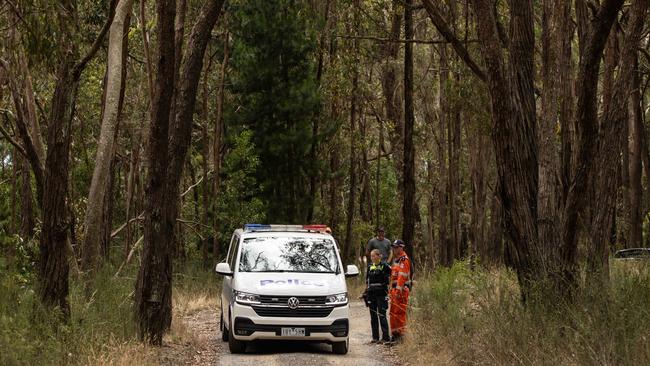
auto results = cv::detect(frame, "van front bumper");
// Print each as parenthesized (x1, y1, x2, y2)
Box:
(230, 302, 349, 342)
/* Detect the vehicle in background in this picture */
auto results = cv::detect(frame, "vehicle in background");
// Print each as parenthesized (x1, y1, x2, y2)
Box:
(613, 248, 650, 260)
(215, 224, 360, 355)
(612, 248, 650, 276)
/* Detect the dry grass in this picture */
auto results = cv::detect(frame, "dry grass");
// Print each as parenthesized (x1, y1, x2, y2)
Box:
(166, 312, 199, 345)
(398, 261, 650, 366)
(173, 290, 219, 317)
(79, 338, 158, 366)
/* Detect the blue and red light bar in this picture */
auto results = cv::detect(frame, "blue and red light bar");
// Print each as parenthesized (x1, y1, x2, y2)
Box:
(243, 224, 330, 233)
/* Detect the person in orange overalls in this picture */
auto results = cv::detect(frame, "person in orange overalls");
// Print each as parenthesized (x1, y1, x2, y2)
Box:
(389, 239, 411, 342)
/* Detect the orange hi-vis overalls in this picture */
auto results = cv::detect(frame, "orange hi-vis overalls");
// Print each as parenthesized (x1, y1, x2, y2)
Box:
(389, 252, 411, 337)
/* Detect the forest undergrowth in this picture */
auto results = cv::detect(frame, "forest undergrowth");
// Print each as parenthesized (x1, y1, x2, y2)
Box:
(0, 248, 219, 366)
(403, 260, 650, 366)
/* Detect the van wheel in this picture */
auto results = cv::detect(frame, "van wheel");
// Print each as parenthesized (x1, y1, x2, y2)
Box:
(220, 312, 229, 342)
(228, 333, 246, 354)
(332, 339, 349, 355)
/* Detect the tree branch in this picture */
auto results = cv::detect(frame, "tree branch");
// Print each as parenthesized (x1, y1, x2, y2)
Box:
(111, 211, 144, 238)
(181, 175, 205, 197)
(113, 235, 144, 278)
(335, 34, 479, 44)
(421, 0, 487, 82)
(176, 219, 205, 240)
(0, 111, 27, 157)
(72, 0, 119, 80)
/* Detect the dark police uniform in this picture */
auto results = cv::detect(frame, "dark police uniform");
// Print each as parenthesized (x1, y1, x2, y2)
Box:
(366, 261, 391, 342)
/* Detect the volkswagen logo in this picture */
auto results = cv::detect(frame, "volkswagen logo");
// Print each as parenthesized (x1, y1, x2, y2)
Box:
(287, 297, 300, 309)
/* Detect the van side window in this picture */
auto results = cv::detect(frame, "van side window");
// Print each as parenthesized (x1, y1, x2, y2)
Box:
(228, 235, 240, 270)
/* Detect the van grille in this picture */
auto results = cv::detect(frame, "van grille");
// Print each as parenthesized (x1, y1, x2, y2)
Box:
(251, 306, 334, 318)
(259, 295, 327, 305)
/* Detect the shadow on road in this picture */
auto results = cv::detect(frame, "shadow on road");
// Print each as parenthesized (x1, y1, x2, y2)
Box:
(244, 339, 333, 355)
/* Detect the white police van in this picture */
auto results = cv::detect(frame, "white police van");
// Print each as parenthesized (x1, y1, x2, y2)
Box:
(216, 224, 360, 354)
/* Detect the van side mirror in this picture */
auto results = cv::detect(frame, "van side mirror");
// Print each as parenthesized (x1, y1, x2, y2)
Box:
(215, 262, 233, 276)
(345, 264, 359, 277)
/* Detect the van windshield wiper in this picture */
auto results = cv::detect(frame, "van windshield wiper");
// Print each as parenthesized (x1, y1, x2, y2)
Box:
(294, 270, 336, 274)
(247, 269, 289, 273)
(246, 269, 336, 273)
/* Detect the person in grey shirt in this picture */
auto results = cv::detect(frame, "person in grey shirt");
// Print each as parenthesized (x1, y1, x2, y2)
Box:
(366, 227, 392, 263)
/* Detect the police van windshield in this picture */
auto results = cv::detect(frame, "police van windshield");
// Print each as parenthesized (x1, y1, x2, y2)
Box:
(238, 237, 340, 273)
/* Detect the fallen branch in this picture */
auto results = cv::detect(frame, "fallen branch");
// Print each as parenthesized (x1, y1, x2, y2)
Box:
(113, 235, 144, 278)
(177, 218, 211, 230)
(111, 211, 144, 238)
(181, 175, 204, 197)
(177, 219, 205, 240)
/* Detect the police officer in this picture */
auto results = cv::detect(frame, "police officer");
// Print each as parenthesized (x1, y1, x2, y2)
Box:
(366, 248, 391, 343)
(389, 239, 411, 342)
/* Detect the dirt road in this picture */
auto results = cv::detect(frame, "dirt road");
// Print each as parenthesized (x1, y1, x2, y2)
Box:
(161, 301, 402, 366)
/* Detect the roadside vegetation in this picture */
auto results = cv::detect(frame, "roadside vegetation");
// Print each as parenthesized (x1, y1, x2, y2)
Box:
(403, 261, 650, 365)
(0, 241, 218, 366)
(1, 0, 649, 364)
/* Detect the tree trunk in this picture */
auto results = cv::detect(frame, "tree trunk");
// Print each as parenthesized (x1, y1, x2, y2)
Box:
(469, 125, 488, 266)
(437, 44, 449, 267)
(537, 0, 564, 269)
(485, 188, 503, 266)
(343, 34, 359, 263)
(201, 52, 213, 268)
(359, 104, 373, 223)
(376, 112, 384, 230)
(81, 0, 134, 274)
(13, 25, 46, 165)
(402, 0, 416, 261)
(307, 0, 332, 223)
(10, 149, 18, 235)
(471, 0, 539, 296)
(164, 0, 226, 267)
(20, 154, 35, 239)
(559, 1, 575, 206)
(39, 56, 77, 319)
(213, 30, 229, 264)
(140, 0, 155, 104)
(135, 0, 176, 344)
(380, 0, 403, 196)
(7, 66, 45, 204)
(628, 56, 643, 248)
(561, 0, 624, 285)
(448, 101, 461, 260)
(101, 156, 118, 259)
(586, 0, 648, 284)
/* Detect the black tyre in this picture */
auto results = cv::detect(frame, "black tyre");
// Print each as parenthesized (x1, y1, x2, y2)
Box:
(332, 339, 349, 355)
(228, 333, 247, 354)
(220, 312, 229, 342)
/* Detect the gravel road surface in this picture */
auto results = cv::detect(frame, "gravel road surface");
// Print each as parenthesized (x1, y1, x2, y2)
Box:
(161, 300, 402, 366)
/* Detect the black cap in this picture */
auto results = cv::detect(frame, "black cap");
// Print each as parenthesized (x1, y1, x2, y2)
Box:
(391, 239, 405, 247)
(376, 227, 385, 232)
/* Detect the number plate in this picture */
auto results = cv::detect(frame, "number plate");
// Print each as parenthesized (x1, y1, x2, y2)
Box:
(281, 327, 306, 337)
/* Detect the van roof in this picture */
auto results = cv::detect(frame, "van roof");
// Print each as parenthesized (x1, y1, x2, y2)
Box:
(235, 228, 333, 239)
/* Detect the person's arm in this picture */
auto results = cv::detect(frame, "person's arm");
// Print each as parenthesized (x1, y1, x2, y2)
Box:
(396, 258, 410, 291)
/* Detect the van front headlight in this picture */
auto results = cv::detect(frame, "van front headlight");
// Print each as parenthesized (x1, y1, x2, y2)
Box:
(234, 290, 261, 305)
(325, 292, 348, 306)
